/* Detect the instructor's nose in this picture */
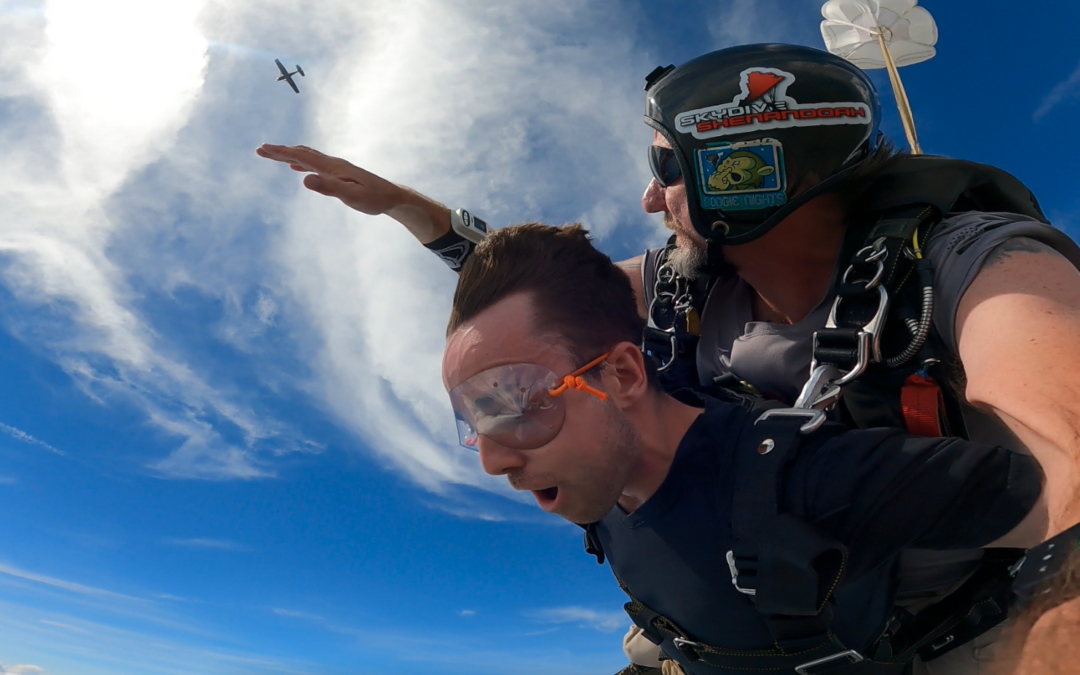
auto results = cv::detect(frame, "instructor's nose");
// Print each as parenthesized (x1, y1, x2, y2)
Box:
(642, 178, 666, 214)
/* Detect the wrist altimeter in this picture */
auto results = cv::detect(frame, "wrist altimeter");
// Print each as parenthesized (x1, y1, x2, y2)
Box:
(450, 208, 488, 244)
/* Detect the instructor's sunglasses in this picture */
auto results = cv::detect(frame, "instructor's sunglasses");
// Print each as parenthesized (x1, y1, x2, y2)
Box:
(648, 145, 682, 187)
(449, 354, 609, 451)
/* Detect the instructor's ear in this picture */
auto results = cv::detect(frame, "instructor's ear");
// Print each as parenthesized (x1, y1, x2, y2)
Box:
(601, 342, 650, 409)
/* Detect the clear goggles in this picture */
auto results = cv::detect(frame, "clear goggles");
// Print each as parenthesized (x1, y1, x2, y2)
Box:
(448, 354, 609, 451)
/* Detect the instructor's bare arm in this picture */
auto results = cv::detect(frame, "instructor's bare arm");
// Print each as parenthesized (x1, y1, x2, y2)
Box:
(956, 237, 1080, 536)
(617, 256, 648, 320)
(256, 144, 451, 244)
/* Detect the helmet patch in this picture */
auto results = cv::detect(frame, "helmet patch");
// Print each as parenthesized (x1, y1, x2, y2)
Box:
(675, 67, 872, 141)
(695, 139, 787, 211)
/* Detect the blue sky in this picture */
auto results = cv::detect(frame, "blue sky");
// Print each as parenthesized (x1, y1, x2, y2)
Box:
(0, 0, 1078, 673)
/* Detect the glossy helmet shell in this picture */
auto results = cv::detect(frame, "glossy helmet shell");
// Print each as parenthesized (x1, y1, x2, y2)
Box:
(645, 43, 881, 245)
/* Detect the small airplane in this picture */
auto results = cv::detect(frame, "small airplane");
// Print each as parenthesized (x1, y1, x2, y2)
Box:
(275, 59, 305, 94)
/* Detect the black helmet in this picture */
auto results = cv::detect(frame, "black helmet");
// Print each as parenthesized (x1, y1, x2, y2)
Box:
(644, 43, 882, 245)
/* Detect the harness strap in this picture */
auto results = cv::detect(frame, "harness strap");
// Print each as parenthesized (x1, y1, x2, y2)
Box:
(616, 572, 877, 674)
(1011, 519, 1080, 609)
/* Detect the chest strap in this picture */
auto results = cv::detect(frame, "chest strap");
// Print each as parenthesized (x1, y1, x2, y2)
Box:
(799, 205, 941, 413)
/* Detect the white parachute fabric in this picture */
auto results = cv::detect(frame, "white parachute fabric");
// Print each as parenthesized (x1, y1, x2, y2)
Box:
(820, 0, 938, 70)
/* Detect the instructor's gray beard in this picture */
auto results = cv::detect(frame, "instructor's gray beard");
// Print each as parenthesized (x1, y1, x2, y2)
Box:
(664, 216, 707, 280)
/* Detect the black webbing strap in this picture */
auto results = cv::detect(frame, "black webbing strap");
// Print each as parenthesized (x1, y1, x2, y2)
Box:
(728, 414, 851, 656)
(617, 573, 876, 674)
(1012, 519, 1080, 607)
(813, 205, 941, 375)
(730, 415, 803, 540)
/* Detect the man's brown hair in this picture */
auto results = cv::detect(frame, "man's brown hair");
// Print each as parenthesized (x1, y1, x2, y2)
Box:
(448, 223, 647, 376)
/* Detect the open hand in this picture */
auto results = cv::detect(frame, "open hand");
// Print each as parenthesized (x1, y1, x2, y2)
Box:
(256, 144, 402, 216)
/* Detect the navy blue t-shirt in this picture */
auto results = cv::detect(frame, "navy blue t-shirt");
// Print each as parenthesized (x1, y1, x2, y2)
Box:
(594, 397, 1043, 656)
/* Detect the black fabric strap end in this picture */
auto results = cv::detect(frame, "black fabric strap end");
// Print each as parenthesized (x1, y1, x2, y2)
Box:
(424, 229, 474, 272)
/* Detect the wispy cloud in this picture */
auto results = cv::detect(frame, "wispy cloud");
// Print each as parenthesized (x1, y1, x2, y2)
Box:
(0, 665, 44, 675)
(0, 599, 315, 675)
(271, 607, 324, 622)
(526, 606, 628, 633)
(459, 609, 476, 617)
(39, 618, 90, 634)
(1034, 60, 1080, 121)
(0, 422, 63, 456)
(164, 537, 251, 552)
(0, 561, 144, 603)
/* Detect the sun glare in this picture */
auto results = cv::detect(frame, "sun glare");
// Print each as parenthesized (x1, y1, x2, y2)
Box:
(34, 0, 209, 193)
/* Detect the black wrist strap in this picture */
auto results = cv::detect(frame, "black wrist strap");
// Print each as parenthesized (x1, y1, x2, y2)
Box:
(423, 229, 474, 272)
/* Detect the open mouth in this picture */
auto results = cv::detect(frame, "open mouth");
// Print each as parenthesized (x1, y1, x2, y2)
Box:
(531, 487, 559, 511)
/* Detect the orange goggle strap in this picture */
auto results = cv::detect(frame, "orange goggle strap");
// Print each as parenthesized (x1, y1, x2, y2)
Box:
(548, 353, 610, 402)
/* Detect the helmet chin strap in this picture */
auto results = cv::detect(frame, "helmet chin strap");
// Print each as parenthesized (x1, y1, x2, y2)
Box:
(705, 237, 725, 274)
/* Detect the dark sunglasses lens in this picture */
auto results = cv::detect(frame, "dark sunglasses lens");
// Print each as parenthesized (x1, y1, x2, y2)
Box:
(648, 145, 681, 187)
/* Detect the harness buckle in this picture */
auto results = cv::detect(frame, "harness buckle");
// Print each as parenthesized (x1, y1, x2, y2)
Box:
(825, 284, 890, 371)
(755, 407, 828, 434)
(794, 649, 865, 675)
(794, 364, 844, 410)
(672, 637, 704, 662)
(725, 550, 757, 596)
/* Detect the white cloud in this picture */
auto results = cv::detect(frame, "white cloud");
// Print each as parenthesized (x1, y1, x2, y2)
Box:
(459, 609, 476, 617)
(1034, 60, 1080, 122)
(0, 421, 63, 456)
(526, 606, 628, 633)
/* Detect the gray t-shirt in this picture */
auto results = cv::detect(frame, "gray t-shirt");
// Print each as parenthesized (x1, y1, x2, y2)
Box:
(694, 212, 1080, 403)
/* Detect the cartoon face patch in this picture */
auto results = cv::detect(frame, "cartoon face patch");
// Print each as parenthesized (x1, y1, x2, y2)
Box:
(695, 138, 786, 211)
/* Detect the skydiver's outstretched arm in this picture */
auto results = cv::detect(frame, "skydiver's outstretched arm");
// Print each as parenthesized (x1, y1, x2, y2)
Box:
(256, 143, 650, 312)
(256, 144, 452, 244)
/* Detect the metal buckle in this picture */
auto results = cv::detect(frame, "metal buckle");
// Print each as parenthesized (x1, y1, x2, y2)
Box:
(755, 407, 827, 434)
(645, 329, 678, 372)
(672, 636, 703, 654)
(794, 649, 864, 675)
(842, 258, 885, 290)
(725, 550, 756, 596)
(794, 364, 843, 410)
(825, 284, 890, 369)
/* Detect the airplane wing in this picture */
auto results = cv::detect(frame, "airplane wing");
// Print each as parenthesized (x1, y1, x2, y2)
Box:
(275, 59, 290, 78)
(285, 75, 299, 94)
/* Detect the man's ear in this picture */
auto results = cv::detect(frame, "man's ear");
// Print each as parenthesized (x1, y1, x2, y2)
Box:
(602, 342, 650, 409)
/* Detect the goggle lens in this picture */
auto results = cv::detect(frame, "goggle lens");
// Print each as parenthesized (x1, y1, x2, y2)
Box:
(648, 145, 681, 187)
(448, 354, 609, 452)
(449, 363, 565, 451)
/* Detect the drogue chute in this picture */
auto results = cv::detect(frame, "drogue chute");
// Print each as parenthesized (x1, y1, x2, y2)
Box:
(820, 0, 938, 154)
